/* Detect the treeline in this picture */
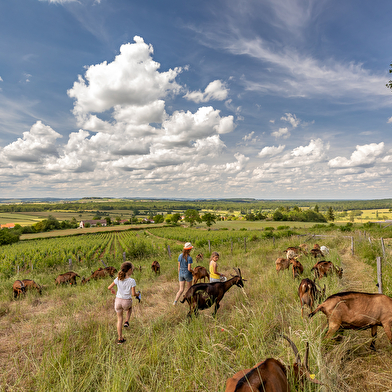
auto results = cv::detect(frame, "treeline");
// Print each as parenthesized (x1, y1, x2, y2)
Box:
(0, 198, 392, 214)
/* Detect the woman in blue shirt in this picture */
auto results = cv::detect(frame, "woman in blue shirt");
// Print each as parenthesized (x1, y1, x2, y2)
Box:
(173, 242, 193, 305)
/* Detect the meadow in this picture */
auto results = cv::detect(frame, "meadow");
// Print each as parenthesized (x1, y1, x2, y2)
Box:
(1, 224, 392, 391)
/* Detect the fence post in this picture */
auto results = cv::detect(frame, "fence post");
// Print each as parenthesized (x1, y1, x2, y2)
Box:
(69, 258, 72, 269)
(351, 237, 354, 256)
(208, 240, 211, 254)
(273, 237, 275, 246)
(244, 237, 247, 253)
(377, 257, 383, 294)
(368, 237, 372, 245)
(381, 238, 386, 259)
(123, 252, 126, 261)
(167, 245, 171, 258)
(231, 238, 233, 255)
(101, 259, 107, 268)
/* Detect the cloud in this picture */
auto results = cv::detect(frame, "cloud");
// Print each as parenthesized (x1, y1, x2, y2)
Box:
(258, 145, 285, 158)
(184, 80, 229, 103)
(271, 127, 290, 139)
(242, 131, 254, 141)
(1, 121, 62, 163)
(328, 142, 385, 168)
(388, 117, 392, 124)
(281, 113, 300, 128)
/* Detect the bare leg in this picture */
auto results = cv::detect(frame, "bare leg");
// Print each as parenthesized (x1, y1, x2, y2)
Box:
(125, 306, 132, 324)
(174, 281, 186, 302)
(116, 311, 124, 340)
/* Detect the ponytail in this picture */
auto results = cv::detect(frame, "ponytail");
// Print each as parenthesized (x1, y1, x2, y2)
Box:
(118, 261, 134, 280)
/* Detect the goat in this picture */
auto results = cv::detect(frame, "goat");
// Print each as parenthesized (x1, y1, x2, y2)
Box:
(12, 280, 26, 298)
(290, 258, 304, 279)
(275, 257, 291, 274)
(196, 253, 204, 262)
(180, 268, 245, 317)
(21, 279, 42, 295)
(81, 266, 118, 284)
(55, 271, 80, 286)
(313, 243, 320, 250)
(151, 260, 160, 274)
(298, 243, 309, 255)
(298, 278, 325, 317)
(309, 291, 392, 350)
(285, 249, 299, 260)
(311, 260, 343, 280)
(310, 248, 324, 258)
(191, 266, 210, 285)
(225, 335, 321, 392)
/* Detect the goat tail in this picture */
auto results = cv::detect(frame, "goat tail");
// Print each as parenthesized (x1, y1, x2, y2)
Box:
(180, 298, 186, 304)
(308, 304, 322, 319)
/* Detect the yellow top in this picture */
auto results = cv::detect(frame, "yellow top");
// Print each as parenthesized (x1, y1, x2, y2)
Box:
(209, 261, 220, 280)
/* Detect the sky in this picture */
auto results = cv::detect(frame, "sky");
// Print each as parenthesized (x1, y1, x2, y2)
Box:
(1, 0, 392, 200)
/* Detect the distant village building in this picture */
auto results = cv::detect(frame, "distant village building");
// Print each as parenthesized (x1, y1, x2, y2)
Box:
(79, 220, 107, 228)
(1, 223, 15, 229)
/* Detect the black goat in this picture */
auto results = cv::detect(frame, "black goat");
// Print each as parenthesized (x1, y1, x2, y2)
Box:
(180, 268, 245, 317)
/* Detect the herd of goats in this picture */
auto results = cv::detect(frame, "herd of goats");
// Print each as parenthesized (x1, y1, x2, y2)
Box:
(9, 243, 392, 391)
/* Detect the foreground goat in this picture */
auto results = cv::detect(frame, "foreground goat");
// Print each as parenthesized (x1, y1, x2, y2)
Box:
(22, 279, 42, 295)
(225, 335, 321, 392)
(180, 268, 245, 317)
(12, 280, 26, 298)
(151, 260, 160, 274)
(290, 258, 304, 279)
(55, 271, 80, 286)
(311, 260, 343, 280)
(309, 291, 392, 350)
(298, 278, 325, 317)
(191, 266, 210, 285)
(275, 257, 291, 274)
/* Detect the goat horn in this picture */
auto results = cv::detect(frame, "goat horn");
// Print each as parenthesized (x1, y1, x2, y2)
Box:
(282, 335, 301, 366)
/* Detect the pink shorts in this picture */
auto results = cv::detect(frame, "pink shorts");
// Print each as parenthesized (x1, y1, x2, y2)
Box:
(114, 297, 132, 312)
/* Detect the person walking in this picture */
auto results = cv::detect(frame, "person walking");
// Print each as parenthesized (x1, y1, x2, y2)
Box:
(173, 242, 194, 305)
(108, 261, 140, 344)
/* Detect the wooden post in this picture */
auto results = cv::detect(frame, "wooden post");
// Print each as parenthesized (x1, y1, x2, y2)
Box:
(273, 237, 275, 246)
(244, 237, 247, 253)
(208, 240, 211, 253)
(69, 258, 72, 269)
(123, 252, 126, 261)
(381, 238, 386, 259)
(368, 237, 372, 244)
(377, 257, 383, 294)
(231, 238, 233, 255)
(17, 265, 19, 274)
(351, 237, 354, 256)
(101, 259, 107, 268)
(167, 245, 171, 258)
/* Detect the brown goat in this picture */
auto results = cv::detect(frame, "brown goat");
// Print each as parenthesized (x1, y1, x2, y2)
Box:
(55, 271, 80, 286)
(311, 260, 343, 280)
(310, 248, 324, 258)
(290, 258, 304, 279)
(12, 280, 26, 298)
(191, 266, 210, 284)
(309, 291, 392, 350)
(225, 335, 321, 392)
(82, 266, 118, 284)
(151, 260, 160, 274)
(22, 279, 42, 295)
(195, 253, 204, 262)
(275, 257, 291, 274)
(298, 278, 325, 317)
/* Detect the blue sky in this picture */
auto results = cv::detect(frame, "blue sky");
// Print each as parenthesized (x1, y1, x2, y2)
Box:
(1, 0, 392, 199)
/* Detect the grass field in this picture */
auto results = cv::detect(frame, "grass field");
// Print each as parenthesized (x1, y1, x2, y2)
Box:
(1, 226, 392, 391)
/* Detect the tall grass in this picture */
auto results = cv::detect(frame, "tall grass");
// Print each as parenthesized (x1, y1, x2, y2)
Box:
(1, 231, 392, 391)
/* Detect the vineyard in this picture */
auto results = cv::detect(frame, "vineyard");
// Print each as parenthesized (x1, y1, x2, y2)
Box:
(1, 224, 392, 391)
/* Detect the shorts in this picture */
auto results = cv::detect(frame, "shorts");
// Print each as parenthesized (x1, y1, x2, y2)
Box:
(210, 276, 227, 283)
(179, 270, 193, 282)
(114, 297, 132, 312)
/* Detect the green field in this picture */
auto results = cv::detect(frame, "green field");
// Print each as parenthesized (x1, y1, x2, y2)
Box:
(1, 224, 392, 390)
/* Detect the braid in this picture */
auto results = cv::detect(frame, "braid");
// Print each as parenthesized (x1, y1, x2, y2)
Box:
(118, 261, 134, 280)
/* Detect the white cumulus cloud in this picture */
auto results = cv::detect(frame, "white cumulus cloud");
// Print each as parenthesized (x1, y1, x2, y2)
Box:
(258, 145, 285, 158)
(184, 80, 229, 103)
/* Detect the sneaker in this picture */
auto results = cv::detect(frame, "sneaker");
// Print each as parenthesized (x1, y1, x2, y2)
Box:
(124, 321, 129, 328)
(173, 300, 177, 305)
(117, 338, 126, 345)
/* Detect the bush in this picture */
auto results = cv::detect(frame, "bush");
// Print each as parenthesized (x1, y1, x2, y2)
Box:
(276, 225, 290, 230)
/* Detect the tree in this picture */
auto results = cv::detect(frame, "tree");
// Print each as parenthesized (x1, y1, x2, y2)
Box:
(171, 213, 181, 224)
(184, 209, 201, 227)
(153, 214, 164, 223)
(314, 204, 319, 213)
(326, 207, 335, 222)
(202, 213, 216, 227)
(272, 210, 284, 221)
(105, 217, 112, 226)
